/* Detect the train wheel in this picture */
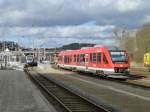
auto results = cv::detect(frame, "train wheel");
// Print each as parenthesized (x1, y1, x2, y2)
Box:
(72, 67, 77, 72)
(96, 70, 105, 77)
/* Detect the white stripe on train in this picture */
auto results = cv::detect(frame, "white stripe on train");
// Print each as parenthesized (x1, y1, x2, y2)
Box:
(58, 64, 115, 73)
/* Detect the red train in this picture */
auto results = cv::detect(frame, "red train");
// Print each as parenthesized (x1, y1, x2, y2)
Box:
(57, 47, 130, 76)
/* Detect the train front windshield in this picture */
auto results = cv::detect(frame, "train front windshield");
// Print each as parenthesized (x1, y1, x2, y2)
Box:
(109, 51, 128, 64)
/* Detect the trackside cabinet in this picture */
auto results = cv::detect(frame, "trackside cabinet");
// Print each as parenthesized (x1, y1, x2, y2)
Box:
(144, 53, 150, 72)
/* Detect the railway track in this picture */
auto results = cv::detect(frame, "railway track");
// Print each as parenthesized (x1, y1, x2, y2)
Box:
(25, 69, 111, 112)
(81, 72, 150, 90)
(77, 72, 150, 90)
(53, 66, 150, 90)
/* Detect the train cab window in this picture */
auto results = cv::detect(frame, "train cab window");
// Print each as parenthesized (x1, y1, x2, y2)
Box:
(97, 53, 101, 64)
(103, 54, 108, 64)
(90, 53, 92, 63)
(92, 53, 96, 62)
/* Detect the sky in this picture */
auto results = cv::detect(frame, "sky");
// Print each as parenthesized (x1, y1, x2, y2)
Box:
(0, 0, 149, 48)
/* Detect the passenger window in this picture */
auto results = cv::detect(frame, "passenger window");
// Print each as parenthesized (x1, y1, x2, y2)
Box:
(70, 55, 72, 62)
(90, 53, 92, 63)
(67, 56, 69, 63)
(77, 55, 80, 63)
(80, 54, 85, 62)
(82, 54, 85, 62)
(92, 53, 96, 62)
(64, 56, 68, 63)
(97, 53, 101, 64)
(103, 54, 108, 64)
(74, 55, 76, 62)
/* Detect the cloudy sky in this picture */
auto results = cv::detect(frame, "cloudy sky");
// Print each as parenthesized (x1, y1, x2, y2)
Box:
(0, 0, 149, 47)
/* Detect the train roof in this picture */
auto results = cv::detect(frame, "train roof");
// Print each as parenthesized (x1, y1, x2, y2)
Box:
(60, 46, 125, 53)
(94, 45, 124, 51)
(59, 47, 107, 55)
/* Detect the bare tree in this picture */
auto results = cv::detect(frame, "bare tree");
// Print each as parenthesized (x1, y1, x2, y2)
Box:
(113, 27, 127, 49)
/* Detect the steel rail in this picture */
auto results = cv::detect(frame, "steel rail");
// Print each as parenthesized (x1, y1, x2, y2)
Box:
(25, 70, 110, 112)
(55, 67, 150, 90)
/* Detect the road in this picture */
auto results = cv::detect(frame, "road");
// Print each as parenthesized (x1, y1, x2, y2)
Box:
(0, 70, 57, 112)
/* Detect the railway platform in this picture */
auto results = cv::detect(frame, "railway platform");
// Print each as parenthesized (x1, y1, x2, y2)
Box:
(31, 66, 150, 112)
(0, 70, 56, 112)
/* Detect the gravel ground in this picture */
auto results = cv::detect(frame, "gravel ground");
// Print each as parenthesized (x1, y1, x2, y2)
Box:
(0, 70, 57, 112)
(130, 67, 150, 76)
(32, 67, 150, 112)
(128, 67, 150, 87)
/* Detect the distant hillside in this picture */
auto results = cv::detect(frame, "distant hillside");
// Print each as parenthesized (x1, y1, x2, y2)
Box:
(59, 43, 95, 50)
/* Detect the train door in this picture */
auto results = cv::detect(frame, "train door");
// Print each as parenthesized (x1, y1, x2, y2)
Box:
(102, 53, 109, 68)
(85, 54, 88, 69)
